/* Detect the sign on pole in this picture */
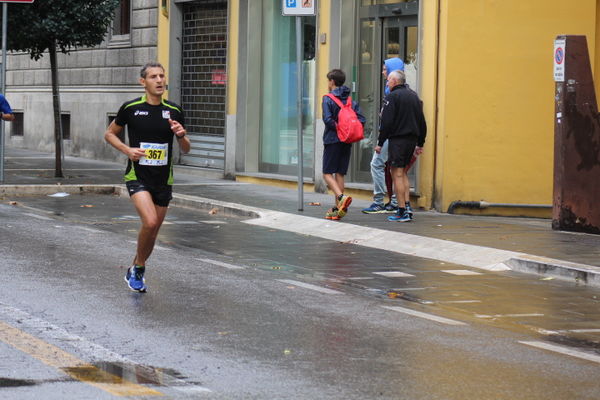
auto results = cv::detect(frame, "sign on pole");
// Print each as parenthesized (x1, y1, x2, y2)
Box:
(554, 37, 566, 82)
(282, 1, 316, 210)
(282, 0, 315, 16)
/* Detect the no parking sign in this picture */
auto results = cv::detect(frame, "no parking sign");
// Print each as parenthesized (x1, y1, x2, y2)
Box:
(554, 38, 566, 82)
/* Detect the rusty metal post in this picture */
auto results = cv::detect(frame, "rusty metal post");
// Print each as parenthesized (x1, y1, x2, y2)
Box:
(553, 35, 600, 233)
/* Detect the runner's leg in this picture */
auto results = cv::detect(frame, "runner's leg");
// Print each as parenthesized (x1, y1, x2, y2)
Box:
(131, 191, 168, 266)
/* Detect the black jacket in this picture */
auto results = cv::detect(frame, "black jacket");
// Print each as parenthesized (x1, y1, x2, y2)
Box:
(378, 84, 427, 147)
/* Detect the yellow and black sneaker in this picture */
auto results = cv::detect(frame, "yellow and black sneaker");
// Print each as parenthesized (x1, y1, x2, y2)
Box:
(336, 194, 352, 218)
(325, 207, 340, 220)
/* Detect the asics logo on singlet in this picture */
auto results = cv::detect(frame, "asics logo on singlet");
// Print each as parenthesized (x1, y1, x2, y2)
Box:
(134, 110, 149, 116)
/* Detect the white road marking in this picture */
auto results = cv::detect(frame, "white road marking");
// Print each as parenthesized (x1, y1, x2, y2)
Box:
(382, 306, 467, 326)
(346, 277, 375, 280)
(373, 271, 415, 278)
(568, 329, 600, 333)
(442, 269, 483, 276)
(199, 220, 227, 224)
(0, 303, 212, 393)
(76, 226, 104, 234)
(22, 212, 53, 221)
(172, 221, 199, 225)
(520, 341, 600, 364)
(196, 258, 244, 270)
(437, 300, 482, 304)
(476, 313, 544, 319)
(277, 279, 344, 295)
(128, 240, 169, 251)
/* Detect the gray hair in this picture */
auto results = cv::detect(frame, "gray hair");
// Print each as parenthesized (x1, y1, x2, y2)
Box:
(388, 69, 406, 84)
(140, 62, 164, 78)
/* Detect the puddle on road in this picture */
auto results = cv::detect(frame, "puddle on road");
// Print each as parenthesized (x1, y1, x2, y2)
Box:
(62, 362, 185, 386)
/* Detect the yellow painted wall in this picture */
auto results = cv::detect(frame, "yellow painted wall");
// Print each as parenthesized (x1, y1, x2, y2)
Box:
(315, 0, 331, 119)
(157, 0, 170, 99)
(227, 0, 239, 114)
(595, 0, 600, 98)
(414, 0, 440, 209)
(435, 0, 597, 214)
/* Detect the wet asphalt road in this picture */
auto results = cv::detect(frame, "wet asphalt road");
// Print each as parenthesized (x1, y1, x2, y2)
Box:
(0, 194, 599, 399)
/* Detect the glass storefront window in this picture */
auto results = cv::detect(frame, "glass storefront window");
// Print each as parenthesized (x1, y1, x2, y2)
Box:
(361, 0, 413, 5)
(259, 1, 316, 176)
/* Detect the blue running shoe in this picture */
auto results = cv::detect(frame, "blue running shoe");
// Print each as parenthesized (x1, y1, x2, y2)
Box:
(384, 202, 399, 214)
(362, 203, 386, 214)
(405, 204, 414, 217)
(125, 266, 147, 292)
(387, 211, 412, 222)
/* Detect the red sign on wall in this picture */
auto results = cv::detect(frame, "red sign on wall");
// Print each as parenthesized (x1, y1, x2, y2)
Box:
(0, 0, 35, 3)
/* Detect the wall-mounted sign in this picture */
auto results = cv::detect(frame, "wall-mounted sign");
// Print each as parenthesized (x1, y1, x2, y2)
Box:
(554, 38, 566, 82)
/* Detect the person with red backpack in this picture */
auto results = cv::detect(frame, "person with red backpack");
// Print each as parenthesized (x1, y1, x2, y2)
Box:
(322, 69, 366, 220)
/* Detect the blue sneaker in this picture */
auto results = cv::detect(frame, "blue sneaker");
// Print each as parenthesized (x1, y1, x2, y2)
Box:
(362, 203, 386, 214)
(125, 266, 147, 292)
(387, 211, 412, 222)
(384, 202, 399, 214)
(405, 205, 414, 217)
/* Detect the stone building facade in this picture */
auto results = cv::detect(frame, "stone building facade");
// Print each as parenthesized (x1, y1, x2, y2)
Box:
(5, 0, 158, 163)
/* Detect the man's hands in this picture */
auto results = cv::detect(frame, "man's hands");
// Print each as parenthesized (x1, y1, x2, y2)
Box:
(125, 147, 148, 162)
(374, 145, 382, 154)
(169, 119, 186, 138)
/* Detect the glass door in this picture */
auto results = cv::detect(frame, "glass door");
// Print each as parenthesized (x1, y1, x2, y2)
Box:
(353, 4, 419, 188)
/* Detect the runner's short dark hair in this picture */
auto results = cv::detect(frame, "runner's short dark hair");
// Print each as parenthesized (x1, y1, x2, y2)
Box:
(327, 69, 346, 87)
(140, 62, 165, 78)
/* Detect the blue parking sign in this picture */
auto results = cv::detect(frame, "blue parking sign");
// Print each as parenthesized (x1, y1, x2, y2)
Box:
(282, 0, 315, 16)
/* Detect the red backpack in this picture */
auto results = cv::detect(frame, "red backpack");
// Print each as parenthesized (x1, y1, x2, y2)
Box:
(325, 93, 364, 143)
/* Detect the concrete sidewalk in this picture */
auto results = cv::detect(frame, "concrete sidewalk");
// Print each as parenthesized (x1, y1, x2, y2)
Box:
(2, 147, 600, 287)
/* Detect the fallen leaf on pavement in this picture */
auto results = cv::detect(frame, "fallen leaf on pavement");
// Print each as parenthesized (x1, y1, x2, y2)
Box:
(80, 205, 95, 208)
(540, 277, 554, 281)
(8, 201, 17, 206)
(283, 349, 292, 355)
(209, 208, 218, 215)
(308, 202, 321, 206)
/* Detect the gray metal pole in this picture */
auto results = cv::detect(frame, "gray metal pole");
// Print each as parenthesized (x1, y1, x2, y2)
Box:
(296, 16, 303, 211)
(0, 3, 7, 183)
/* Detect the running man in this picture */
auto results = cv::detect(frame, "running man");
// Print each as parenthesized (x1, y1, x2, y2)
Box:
(104, 62, 190, 292)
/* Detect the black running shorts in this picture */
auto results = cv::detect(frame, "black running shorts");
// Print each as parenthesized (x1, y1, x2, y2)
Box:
(126, 180, 173, 207)
(323, 142, 352, 174)
(388, 136, 417, 168)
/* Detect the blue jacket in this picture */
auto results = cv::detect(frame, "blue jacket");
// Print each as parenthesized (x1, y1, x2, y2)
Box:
(322, 86, 366, 145)
(383, 57, 404, 96)
(0, 94, 12, 115)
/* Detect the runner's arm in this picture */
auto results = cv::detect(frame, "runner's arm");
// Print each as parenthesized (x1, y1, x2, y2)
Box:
(104, 120, 146, 161)
(169, 118, 190, 154)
